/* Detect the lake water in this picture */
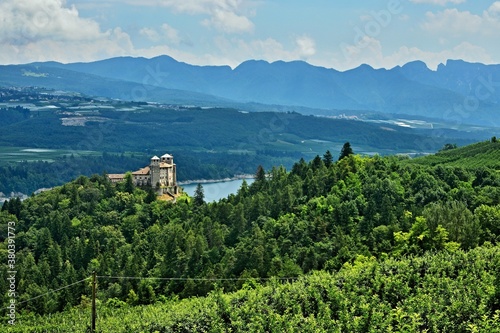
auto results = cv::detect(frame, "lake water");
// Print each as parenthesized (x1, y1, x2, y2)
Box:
(181, 178, 254, 202)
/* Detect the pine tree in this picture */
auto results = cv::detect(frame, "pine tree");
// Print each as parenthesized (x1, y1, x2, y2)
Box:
(255, 165, 266, 182)
(311, 155, 323, 170)
(194, 183, 205, 206)
(124, 172, 134, 194)
(338, 142, 354, 160)
(323, 150, 333, 167)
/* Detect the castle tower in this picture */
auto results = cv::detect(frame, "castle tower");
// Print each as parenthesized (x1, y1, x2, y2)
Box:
(161, 153, 173, 164)
(160, 154, 174, 186)
(150, 156, 160, 187)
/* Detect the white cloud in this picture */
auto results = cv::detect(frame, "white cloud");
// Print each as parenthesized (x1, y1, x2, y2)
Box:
(386, 42, 493, 69)
(204, 35, 319, 68)
(140, 27, 161, 42)
(421, 5, 500, 36)
(201, 8, 254, 33)
(125, 0, 256, 34)
(422, 9, 482, 34)
(336, 36, 385, 69)
(0, 0, 104, 45)
(333, 36, 493, 70)
(161, 23, 181, 44)
(213, 36, 288, 66)
(0, 0, 254, 66)
(140, 23, 182, 44)
(295, 36, 316, 59)
(0, 0, 134, 64)
(487, 1, 500, 17)
(409, 0, 466, 5)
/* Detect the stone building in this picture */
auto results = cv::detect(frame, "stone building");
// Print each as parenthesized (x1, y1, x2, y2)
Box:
(108, 153, 178, 195)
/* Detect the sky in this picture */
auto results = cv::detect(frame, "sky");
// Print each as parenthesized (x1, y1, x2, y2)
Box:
(1, 0, 500, 70)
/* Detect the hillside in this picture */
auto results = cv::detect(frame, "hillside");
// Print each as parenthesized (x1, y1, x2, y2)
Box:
(2, 141, 500, 331)
(7, 247, 500, 332)
(408, 140, 500, 169)
(0, 64, 229, 106)
(4, 56, 499, 126)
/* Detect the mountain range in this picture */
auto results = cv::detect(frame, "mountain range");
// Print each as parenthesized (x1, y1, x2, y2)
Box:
(1, 56, 499, 126)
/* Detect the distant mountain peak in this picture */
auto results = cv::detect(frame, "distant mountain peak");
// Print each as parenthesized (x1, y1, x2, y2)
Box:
(437, 59, 477, 71)
(150, 54, 176, 61)
(356, 63, 375, 71)
(401, 60, 431, 71)
(3, 55, 500, 127)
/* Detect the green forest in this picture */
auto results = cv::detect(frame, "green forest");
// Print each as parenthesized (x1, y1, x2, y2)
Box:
(2, 140, 500, 332)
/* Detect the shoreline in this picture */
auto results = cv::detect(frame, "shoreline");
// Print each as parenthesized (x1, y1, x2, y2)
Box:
(178, 174, 254, 186)
(1, 176, 255, 202)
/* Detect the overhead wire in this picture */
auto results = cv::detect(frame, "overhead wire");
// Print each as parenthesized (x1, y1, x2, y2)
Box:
(97, 275, 300, 281)
(2, 274, 299, 311)
(2, 277, 91, 311)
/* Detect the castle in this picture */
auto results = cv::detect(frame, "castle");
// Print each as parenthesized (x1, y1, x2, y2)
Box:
(108, 153, 179, 195)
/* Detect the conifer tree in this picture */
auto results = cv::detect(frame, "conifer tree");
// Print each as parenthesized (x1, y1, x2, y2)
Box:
(338, 142, 354, 160)
(194, 183, 205, 206)
(124, 172, 134, 194)
(255, 165, 266, 182)
(323, 150, 333, 167)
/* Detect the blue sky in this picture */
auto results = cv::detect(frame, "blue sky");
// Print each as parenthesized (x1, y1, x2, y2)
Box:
(1, 0, 499, 70)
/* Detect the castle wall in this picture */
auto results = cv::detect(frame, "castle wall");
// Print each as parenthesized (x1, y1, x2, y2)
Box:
(110, 153, 177, 193)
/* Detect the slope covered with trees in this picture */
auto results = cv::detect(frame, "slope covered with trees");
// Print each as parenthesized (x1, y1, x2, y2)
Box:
(6, 246, 500, 332)
(2, 141, 500, 331)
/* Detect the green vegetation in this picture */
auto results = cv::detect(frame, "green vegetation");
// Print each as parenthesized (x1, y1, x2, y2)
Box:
(5, 246, 500, 332)
(5, 246, 500, 333)
(2, 141, 500, 331)
(408, 140, 500, 169)
(0, 152, 265, 195)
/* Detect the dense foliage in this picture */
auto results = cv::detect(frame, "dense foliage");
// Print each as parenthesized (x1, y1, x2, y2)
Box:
(6, 246, 500, 332)
(2, 141, 500, 331)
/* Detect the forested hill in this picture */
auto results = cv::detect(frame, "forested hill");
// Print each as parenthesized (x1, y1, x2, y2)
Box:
(2, 141, 500, 331)
(408, 139, 500, 169)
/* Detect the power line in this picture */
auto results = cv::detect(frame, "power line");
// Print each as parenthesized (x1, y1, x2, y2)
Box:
(97, 275, 300, 281)
(2, 274, 299, 312)
(2, 273, 300, 332)
(2, 277, 90, 311)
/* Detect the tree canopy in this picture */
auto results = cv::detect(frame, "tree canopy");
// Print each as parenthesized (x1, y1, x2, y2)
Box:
(3, 141, 500, 331)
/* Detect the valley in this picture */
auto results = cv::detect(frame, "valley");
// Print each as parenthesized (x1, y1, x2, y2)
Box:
(1, 86, 491, 197)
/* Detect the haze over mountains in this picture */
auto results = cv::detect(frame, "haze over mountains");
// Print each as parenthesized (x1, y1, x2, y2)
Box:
(1, 56, 499, 126)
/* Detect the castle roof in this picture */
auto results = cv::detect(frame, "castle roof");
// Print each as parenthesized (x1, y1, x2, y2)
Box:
(132, 166, 150, 175)
(161, 153, 173, 158)
(151, 156, 159, 160)
(108, 174, 125, 179)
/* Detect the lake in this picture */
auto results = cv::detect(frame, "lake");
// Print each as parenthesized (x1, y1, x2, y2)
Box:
(181, 178, 255, 202)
